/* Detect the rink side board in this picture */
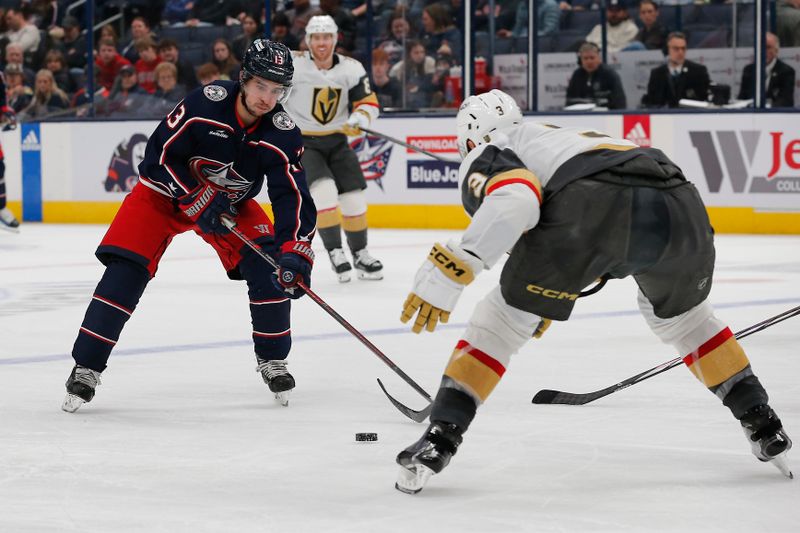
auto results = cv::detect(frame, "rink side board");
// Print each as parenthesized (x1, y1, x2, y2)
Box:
(29, 114, 800, 234)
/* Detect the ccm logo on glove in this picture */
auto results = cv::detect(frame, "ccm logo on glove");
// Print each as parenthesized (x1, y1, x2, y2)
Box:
(428, 244, 475, 284)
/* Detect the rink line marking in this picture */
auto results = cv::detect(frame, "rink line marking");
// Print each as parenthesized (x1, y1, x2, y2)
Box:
(4, 296, 800, 367)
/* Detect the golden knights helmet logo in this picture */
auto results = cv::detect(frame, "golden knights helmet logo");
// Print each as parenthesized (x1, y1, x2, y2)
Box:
(312, 87, 342, 124)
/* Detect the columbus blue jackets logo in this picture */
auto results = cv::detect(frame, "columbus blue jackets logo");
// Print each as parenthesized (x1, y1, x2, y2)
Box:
(105, 133, 148, 192)
(273, 111, 295, 130)
(189, 157, 252, 200)
(203, 85, 228, 102)
(349, 133, 392, 190)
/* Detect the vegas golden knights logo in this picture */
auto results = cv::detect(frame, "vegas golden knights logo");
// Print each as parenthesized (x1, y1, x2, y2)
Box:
(312, 87, 342, 125)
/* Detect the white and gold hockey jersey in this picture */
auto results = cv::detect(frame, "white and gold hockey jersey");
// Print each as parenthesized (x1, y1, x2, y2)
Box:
(284, 51, 379, 135)
(457, 123, 638, 268)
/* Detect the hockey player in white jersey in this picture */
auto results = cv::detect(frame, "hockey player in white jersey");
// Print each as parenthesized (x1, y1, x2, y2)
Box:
(395, 89, 793, 494)
(283, 15, 383, 282)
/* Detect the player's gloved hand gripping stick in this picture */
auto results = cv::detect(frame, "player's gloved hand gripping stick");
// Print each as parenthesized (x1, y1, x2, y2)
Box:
(219, 214, 434, 418)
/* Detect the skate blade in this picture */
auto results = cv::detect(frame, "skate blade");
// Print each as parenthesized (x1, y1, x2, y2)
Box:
(356, 270, 383, 281)
(61, 394, 85, 413)
(336, 271, 352, 283)
(395, 464, 434, 494)
(0, 224, 20, 234)
(769, 452, 793, 479)
(274, 390, 291, 407)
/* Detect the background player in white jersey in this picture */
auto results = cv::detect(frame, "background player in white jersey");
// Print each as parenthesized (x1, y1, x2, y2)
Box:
(394, 90, 793, 493)
(283, 15, 383, 283)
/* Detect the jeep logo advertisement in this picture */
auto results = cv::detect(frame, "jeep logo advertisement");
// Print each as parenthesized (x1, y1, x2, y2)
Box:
(673, 115, 800, 208)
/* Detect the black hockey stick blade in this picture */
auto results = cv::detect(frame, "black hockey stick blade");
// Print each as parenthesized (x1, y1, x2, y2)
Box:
(377, 378, 432, 423)
(532, 303, 800, 406)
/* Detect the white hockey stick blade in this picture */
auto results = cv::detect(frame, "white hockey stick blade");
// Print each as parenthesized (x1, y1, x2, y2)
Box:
(395, 464, 434, 494)
(274, 390, 291, 407)
(769, 453, 793, 479)
(61, 394, 85, 413)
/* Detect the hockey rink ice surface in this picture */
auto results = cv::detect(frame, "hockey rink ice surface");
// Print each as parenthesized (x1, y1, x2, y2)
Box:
(1, 225, 799, 532)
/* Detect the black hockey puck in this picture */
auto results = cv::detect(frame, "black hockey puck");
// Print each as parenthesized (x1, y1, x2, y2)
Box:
(355, 432, 378, 442)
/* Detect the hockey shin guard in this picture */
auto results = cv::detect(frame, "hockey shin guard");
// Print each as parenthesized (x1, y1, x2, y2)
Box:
(340, 190, 368, 252)
(72, 259, 150, 372)
(240, 250, 292, 361)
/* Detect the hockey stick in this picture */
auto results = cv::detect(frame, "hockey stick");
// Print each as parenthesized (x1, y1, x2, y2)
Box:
(220, 215, 434, 417)
(532, 303, 800, 406)
(359, 126, 460, 164)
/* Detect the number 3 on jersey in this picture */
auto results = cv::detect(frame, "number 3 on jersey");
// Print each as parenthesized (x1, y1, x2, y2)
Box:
(167, 103, 187, 129)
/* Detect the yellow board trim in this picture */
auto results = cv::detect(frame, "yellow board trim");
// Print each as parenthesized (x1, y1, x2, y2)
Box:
(35, 203, 800, 234)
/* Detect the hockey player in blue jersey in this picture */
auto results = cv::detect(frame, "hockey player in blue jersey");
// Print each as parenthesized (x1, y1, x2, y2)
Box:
(0, 70, 20, 233)
(62, 39, 317, 412)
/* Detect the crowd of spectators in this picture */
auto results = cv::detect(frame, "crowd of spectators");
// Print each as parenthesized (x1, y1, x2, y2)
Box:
(0, 0, 796, 119)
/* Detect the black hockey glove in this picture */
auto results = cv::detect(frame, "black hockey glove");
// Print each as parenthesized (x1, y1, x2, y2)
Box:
(179, 183, 234, 235)
(272, 240, 314, 299)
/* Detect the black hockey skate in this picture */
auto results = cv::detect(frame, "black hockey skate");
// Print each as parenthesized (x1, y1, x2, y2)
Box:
(327, 248, 352, 283)
(256, 358, 295, 406)
(740, 404, 793, 478)
(0, 207, 20, 233)
(62, 364, 102, 413)
(353, 248, 383, 280)
(395, 421, 463, 494)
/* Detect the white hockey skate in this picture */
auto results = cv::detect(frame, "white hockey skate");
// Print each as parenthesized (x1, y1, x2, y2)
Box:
(740, 404, 793, 479)
(62, 365, 102, 413)
(353, 249, 383, 280)
(327, 248, 352, 283)
(0, 207, 20, 233)
(256, 359, 295, 406)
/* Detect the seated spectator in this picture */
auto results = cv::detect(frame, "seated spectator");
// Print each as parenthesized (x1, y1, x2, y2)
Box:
(44, 49, 76, 95)
(319, 0, 357, 54)
(134, 38, 162, 94)
(504, 0, 559, 38)
(586, 0, 641, 53)
(29, 0, 56, 30)
(120, 17, 154, 64)
(270, 12, 300, 52)
(377, 11, 415, 68)
(421, 3, 462, 61)
(643, 31, 710, 108)
(196, 62, 222, 85)
(430, 52, 454, 107)
(372, 48, 401, 108)
(566, 42, 627, 109)
(101, 64, 151, 118)
(19, 69, 69, 120)
(95, 37, 132, 91)
(287, 0, 316, 43)
(211, 38, 240, 80)
(152, 62, 186, 114)
(4, 42, 36, 86)
(163, 0, 194, 26)
(4, 63, 33, 113)
(474, 0, 517, 36)
(738, 32, 795, 108)
(636, 0, 668, 51)
(59, 16, 87, 70)
(187, 0, 235, 27)
(100, 24, 119, 47)
(3, 6, 40, 54)
(233, 13, 260, 60)
(390, 40, 436, 108)
(777, 0, 800, 48)
(158, 38, 198, 91)
(71, 70, 111, 116)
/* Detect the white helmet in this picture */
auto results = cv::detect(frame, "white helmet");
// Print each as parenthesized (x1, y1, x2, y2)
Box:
(456, 89, 523, 158)
(305, 15, 338, 50)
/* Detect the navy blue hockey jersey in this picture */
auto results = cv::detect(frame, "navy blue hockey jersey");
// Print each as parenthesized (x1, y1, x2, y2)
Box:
(138, 80, 316, 247)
